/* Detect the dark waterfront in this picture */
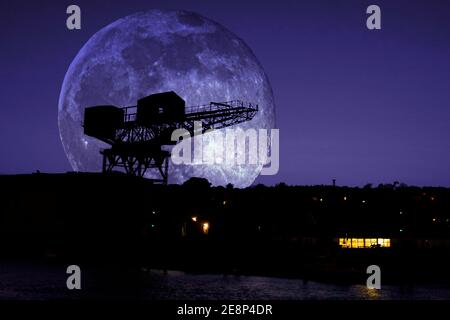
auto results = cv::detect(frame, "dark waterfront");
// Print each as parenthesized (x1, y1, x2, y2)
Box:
(1, 173, 450, 300)
(1, 265, 449, 300)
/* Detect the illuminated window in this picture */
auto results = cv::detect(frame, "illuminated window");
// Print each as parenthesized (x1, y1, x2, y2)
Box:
(379, 239, 390, 247)
(357, 239, 364, 248)
(366, 238, 378, 247)
(338, 238, 391, 249)
(339, 238, 351, 248)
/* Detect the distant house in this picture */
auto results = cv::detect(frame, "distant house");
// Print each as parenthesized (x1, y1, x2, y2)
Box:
(336, 237, 391, 249)
(335, 235, 450, 249)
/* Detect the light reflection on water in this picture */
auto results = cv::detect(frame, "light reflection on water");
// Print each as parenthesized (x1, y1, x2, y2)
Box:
(0, 265, 449, 300)
(143, 270, 449, 300)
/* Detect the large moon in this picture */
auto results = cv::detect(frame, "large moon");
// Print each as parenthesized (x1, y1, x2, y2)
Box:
(58, 10, 276, 188)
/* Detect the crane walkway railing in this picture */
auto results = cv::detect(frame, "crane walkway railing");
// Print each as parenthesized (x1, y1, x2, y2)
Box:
(121, 101, 258, 125)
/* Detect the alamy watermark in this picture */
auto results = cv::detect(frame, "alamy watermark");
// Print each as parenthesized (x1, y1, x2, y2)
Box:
(66, 5, 81, 30)
(66, 4, 380, 31)
(366, 5, 381, 30)
(66, 265, 81, 290)
(366, 265, 381, 289)
(170, 121, 279, 175)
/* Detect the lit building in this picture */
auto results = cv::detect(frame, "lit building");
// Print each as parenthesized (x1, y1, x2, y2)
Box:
(338, 238, 391, 249)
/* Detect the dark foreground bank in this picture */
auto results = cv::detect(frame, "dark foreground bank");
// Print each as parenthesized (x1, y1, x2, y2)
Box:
(1, 172, 450, 291)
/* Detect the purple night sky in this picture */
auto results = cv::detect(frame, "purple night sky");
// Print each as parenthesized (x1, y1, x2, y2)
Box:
(1, 0, 450, 187)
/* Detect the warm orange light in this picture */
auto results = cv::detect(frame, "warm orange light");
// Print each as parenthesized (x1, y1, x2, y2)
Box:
(202, 222, 209, 234)
(191, 216, 197, 222)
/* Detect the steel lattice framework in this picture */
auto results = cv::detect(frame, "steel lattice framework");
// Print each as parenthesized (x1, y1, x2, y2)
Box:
(85, 96, 258, 184)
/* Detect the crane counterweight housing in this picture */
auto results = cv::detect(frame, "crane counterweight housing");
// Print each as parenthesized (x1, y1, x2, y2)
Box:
(83, 105, 124, 143)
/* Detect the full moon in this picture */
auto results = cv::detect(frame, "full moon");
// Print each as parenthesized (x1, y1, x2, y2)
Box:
(58, 10, 276, 188)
